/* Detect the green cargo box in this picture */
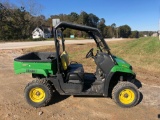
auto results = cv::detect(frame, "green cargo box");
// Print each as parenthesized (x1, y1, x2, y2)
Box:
(14, 52, 57, 77)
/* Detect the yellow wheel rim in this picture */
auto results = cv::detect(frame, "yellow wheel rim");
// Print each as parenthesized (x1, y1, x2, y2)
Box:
(119, 89, 135, 105)
(29, 87, 45, 103)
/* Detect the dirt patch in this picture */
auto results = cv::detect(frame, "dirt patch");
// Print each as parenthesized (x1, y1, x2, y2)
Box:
(135, 67, 160, 86)
(0, 49, 159, 120)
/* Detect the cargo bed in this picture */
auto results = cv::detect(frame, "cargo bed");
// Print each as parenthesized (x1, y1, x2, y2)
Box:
(14, 52, 57, 76)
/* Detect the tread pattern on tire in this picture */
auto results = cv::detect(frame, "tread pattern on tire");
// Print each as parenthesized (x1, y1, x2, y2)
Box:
(25, 79, 53, 108)
(112, 81, 140, 108)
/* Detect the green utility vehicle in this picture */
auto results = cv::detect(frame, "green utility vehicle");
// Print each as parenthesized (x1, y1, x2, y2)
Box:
(14, 22, 140, 108)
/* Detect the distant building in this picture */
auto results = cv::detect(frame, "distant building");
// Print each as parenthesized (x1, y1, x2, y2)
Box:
(144, 35, 147, 37)
(32, 27, 51, 39)
(152, 32, 158, 37)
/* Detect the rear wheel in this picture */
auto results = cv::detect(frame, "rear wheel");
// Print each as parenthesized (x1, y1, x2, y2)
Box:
(112, 82, 140, 108)
(24, 79, 53, 108)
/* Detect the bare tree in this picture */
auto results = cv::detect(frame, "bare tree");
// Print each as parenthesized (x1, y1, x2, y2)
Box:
(0, 0, 17, 9)
(19, 0, 43, 16)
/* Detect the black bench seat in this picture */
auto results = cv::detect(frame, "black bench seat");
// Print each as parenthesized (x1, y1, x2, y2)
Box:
(67, 64, 84, 84)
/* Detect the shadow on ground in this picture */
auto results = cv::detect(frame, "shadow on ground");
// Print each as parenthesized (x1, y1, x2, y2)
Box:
(134, 79, 143, 105)
(75, 44, 85, 45)
(48, 91, 70, 106)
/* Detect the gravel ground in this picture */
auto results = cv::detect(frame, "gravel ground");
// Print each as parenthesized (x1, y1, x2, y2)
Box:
(0, 49, 159, 120)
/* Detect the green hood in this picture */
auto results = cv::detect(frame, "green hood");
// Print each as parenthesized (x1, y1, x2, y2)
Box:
(111, 56, 134, 74)
(113, 56, 132, 69)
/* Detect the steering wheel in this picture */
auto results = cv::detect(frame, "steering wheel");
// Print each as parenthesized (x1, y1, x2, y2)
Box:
(86, 48, 94, 58)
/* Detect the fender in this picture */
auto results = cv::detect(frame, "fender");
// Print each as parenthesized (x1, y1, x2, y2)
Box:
(103, 66, 136, 96)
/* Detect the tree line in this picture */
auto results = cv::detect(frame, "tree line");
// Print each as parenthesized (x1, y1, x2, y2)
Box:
(0, 2, 46, 40)
(0, 2, 144, 40)
(40, 11, 142, 39)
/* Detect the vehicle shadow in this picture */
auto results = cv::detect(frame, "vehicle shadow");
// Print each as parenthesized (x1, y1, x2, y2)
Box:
(48, 91, 70, 106)
(73, 95, 104, 98)
(75, 44, 85, 45)
(134, 79, 143, 105)
(137, 92, 143, 105)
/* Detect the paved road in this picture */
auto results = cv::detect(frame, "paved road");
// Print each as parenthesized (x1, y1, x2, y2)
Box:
(0, 38, 127, 49)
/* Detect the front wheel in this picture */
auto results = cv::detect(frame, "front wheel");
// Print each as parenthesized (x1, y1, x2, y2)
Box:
(112, 82, 140, 108)
(24, 79, 53, 108)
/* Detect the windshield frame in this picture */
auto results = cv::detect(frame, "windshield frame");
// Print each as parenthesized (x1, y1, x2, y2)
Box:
(89, 31, 110, 52)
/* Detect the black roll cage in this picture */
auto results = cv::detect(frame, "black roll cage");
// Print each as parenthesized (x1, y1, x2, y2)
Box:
(53, 22, 113, 73)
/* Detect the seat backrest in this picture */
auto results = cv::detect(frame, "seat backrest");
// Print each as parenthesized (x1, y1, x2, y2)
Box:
(60, 51, 69, 70)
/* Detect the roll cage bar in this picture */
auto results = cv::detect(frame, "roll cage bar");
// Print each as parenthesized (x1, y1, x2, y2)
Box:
(53, 22, 112, 73)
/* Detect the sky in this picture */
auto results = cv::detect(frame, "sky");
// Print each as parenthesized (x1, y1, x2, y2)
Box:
(8, 0, 160, 31)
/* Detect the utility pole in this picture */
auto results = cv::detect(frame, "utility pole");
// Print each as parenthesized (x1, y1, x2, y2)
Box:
(159, 19, 160, 40)
(158, 7, 160, 40)
(81, 10, 84, 25)
(116, 27, 119, 38)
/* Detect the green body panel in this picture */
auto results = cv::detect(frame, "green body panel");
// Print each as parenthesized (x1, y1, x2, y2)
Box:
(14, 61, 57, 76)
(111, 56, 134, 75)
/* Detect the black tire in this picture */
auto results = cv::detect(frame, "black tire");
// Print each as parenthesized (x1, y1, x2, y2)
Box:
(24, 79, 53, 108)
(112, 82, 140, 108)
